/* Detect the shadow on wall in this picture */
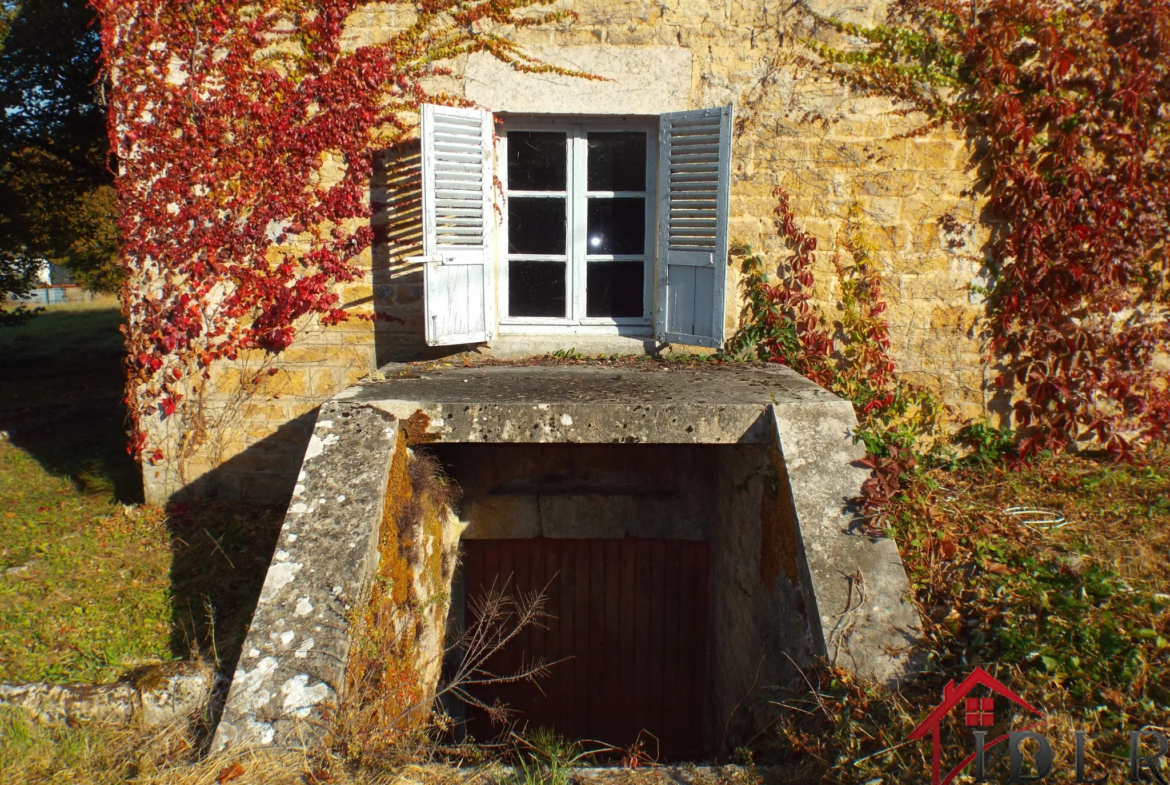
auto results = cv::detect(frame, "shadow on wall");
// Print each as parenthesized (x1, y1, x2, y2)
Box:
(371, 141, 481, 366)
(167, 142, 467, 508)
(177, 412, 317, 505)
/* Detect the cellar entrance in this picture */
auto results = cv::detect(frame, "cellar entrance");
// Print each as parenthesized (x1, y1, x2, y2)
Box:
(431, 440, 777, 759)
(214, 363, 921, 752)
(460, 538, 709, 758)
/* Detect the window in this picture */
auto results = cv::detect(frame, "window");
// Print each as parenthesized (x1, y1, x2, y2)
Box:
(416, 104, 732, 350)
(500, 121, 655, 333)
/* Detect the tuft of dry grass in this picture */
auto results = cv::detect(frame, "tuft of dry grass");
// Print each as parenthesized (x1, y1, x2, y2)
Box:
(334, 442, 555, 773)
(0, 706, 209, 784)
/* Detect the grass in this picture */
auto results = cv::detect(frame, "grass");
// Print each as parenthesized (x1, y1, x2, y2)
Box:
(0, 302, 173, 683)
(0, 302, 284, 687)
(757, 446, 1170, 783)
(0, 446, 175, 682)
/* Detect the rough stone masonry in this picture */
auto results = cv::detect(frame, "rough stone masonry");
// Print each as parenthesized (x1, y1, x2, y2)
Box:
(135, 0, 992, 505)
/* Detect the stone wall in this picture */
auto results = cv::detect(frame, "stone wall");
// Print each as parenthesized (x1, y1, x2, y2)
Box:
(431, 444, 716, 541)
(144, 0, 991, 503)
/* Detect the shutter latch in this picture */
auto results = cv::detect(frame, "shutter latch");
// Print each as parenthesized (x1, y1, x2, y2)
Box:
(405, 254, 455, 265)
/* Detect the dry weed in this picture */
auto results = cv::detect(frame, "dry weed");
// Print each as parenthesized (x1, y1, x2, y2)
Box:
(757, 447, 1170, 783)
(333, 445, 553, 771)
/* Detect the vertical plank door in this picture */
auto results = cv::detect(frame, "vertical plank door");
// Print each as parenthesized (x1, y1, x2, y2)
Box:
(459, 538, 708, 759)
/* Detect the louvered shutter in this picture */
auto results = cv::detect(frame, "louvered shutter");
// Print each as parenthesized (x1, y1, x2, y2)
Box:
(419, 104, 495, 346)
(654, 105, 733, 348)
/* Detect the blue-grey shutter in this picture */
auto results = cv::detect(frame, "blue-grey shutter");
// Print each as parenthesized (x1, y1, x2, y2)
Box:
(419, 104, 495, 346)
(654, 105, 733, 348)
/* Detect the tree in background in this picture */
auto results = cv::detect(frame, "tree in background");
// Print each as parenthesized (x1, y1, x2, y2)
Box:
(0, 0, 120, 299)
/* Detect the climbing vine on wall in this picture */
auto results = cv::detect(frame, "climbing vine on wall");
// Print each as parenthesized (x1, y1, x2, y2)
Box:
(729, 190, 943, 525)
(729, 189, 941, 442)
(811, 0, 1170, 459)
(93, 0, 572, 466)
(726, 188, 835, 385)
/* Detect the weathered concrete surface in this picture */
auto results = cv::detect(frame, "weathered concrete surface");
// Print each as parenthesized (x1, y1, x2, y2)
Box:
(213, 403, 399, 750)
(216, 362, 920, 751)
(353, 363, 919, 685)
(0, 662, 217, 727)
(348, 363, 840, 444)
(707, 444, 790, 748)
(355, 363, 918, 685)
(767, 403, 921, 684)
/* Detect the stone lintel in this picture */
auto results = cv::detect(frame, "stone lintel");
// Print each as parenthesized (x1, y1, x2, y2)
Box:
(464, 46, 694, 115)
(213, 402, 399, 750)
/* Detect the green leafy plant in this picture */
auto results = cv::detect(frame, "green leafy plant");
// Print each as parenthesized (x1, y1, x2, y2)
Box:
(759, 450, 1170, 783)
(508, 728, 604, 785)
(951, 419, 1018, 467)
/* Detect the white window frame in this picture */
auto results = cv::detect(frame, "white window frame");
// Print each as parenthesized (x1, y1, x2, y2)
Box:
(495, 115, 658, 337)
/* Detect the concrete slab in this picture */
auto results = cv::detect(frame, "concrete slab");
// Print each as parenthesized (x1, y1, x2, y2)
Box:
(345, 363, 844, 445)
(213, 403, 400, 750)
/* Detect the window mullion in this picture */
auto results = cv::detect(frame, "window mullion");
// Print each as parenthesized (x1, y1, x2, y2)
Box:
(569, 124, 587, 324)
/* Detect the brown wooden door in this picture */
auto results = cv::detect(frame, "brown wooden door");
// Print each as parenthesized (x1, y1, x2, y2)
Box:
(460, 538, 708, 759)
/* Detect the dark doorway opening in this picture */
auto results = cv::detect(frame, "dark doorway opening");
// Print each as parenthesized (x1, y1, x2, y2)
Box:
(458, 537, 709, 759)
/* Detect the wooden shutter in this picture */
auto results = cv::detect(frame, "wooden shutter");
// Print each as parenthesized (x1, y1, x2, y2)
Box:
(654, 105, 733, 348)
(419, 104, 495, 346)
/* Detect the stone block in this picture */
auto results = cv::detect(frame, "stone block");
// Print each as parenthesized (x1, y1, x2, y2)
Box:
(540, 494, 631, 538)
(909, 140, 963, 170)
(282, 346, 336, 365)
(857, 171, 921, 198)
(213, 404, 400, 750)
(464, 45, 693, 114)
(767, 402, 921, 683)
(860, 196, 902, 226)
(462, 495, 542, 539)
(0, 663, 216, 727)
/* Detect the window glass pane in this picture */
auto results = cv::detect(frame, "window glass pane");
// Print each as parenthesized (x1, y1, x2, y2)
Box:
(509, 261, 566, 318)
(586, 197, 645, 255)
(587, 132, 647, 192)
(507, 131, 567, 191)
(586, 262, 644, 318)
(509, 197, 566, 255)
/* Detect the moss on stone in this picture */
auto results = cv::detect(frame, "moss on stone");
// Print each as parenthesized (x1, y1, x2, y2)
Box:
(337, 432, 462, 759)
